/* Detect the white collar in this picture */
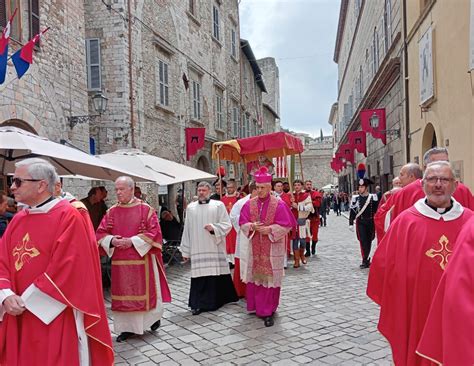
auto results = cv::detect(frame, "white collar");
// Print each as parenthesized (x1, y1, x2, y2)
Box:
(27, 198, 61, 214)
(414, 198, 464, 221)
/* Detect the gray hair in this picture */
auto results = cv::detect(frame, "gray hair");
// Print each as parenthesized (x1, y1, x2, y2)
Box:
(423, 147, 449, 166)
(423, 161, 454, 180)
(197, 181, 212, 190)
(404, 162, 423, 179)
(115, 176, 135, 188)
(15, 158, 58, 194)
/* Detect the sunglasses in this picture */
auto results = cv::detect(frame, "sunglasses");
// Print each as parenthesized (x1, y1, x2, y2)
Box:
(11, 177, 42, 188)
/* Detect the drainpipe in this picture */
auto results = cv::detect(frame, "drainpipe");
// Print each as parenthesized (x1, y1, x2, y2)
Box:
(127, 0, 136, 148)
(402, 0, 410, 162)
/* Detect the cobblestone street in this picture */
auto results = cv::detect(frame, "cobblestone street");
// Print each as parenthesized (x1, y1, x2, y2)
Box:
(112, 213, 392, 365)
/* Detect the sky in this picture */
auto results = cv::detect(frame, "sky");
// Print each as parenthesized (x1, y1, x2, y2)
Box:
(239, 0, 340, 138)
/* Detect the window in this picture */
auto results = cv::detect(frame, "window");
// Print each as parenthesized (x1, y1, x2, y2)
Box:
(230, 28, 237, 58)
(29, 0, 40, 39)
(384, 0, 392, 53)
(241, 113, 248, 137)
(1, 1, 20, 40)
(86, 38, 102, 91)
(372, 27, 379, 75)
(157, 60, 169, 107)
(215, 90, 224, 130)
(192, 80, 201, 120)
(189, 0, 196, 15)
(252, 119, 258, 136)
(212, 5, 220, 40)
(245, 113, 251, 137)
(232, 105, 239, 137)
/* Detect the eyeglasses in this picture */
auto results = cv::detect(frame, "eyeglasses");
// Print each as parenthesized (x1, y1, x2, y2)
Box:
(11, 177, 42, 188)
(424, 176, 455, 185)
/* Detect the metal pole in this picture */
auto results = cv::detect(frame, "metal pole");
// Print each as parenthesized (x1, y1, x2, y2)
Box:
(298, 153, 304, 182)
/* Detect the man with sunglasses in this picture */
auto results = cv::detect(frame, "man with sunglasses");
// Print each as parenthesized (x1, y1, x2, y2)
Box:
(0, 158, 113, 365)
(367, 161, 474, 366)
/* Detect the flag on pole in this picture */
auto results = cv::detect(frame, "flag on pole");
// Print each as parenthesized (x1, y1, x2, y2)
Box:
(0, 8, 17, 84)
(11, 27, 49, 80)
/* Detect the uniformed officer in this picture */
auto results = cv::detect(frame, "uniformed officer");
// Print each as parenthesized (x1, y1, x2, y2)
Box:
(349, 178, 379, 268)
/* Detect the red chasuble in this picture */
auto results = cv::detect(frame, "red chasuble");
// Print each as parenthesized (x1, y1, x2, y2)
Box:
(416, 218, 474, 366)
(96, 200, 171, 312)
(367, 200, 473, 366)
(376, 179, 474, 241)
(0, 200, 113, 366)
(221, 195, 239, 257)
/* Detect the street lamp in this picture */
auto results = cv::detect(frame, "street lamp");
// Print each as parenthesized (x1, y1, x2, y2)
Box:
(68, 91, 108, 129)
(369, 112, 400, 138)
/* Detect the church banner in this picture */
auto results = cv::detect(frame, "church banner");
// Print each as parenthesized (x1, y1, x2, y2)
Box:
(185, 127, 205, 161)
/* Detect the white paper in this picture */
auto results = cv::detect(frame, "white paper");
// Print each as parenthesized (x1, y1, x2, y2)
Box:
(21, 284, 67, 325)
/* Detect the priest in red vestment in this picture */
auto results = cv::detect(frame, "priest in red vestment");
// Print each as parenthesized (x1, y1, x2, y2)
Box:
(0, 158, 113, 366)
(239, 167, 297, 327)
(221, 179, 239, 267)
(367, 161, 474, 366)
(374, 163, 421, 242)
(416, 216, 474, 366)
(273, 181, 294, 262)
(96, 176, 171, 343)
(375, 148, 474, 241)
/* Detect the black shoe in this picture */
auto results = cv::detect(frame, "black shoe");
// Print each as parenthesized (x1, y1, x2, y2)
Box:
(191, 309, 202, 316)
(116, 332, 135, 342)
(150, 320, 161, 331)
(264, 316, 274, 327)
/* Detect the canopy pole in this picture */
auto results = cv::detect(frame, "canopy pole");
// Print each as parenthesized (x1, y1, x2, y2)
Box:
(285, 152, 293, 193)
(217, 153, 222, 200)
(298, 153, 304, 182)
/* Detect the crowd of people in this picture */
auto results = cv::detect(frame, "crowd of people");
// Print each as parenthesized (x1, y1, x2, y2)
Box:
(1, 146, 474, 365)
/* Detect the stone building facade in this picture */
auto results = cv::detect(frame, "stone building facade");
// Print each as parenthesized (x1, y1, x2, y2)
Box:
(0, 0, 90, 195)
(0, 1, 282, 205)
(300, 136, 334, 190)
(333, 0, 405, 194)
(258, 57, 280, 133)
(405, 0, 474, 187)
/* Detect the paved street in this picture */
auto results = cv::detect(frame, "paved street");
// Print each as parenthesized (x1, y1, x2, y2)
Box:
(112, 213, 392, 365)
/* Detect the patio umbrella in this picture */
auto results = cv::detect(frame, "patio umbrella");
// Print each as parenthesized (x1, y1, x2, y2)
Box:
(97, 148, 216, 185)
(0, 126, 151, 181)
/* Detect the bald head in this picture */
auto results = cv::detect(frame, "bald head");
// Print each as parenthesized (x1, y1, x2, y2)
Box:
(399, 163, 422, 187)
(423, 147, 449, 168)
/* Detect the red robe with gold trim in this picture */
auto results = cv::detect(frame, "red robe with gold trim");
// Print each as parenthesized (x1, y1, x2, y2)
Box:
(417, 217, 474, 366)
(96, 200, 171, 314)
(0, 200, 113, 366)
(367, 199, 473, 366)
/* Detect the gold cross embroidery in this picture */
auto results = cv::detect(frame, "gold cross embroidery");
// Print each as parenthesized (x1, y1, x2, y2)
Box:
(425, 235, 451, 270)
(12, 233, 40, 271)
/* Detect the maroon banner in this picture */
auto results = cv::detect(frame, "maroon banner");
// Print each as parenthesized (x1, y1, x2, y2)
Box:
(360, 108, 386, 145)
(185, 127, 205, 161)
(339, 143, 355, 164)
(348, 130, 367, 157)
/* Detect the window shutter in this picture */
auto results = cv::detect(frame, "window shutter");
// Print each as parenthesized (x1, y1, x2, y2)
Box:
(86, 39, 101, 91)
(29, 0, 40, 39)
(0, 1, 6, 28)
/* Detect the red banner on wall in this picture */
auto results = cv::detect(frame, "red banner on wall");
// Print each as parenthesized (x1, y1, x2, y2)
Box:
(360, 108, 386, 145)
(339, 143, 355, 164)
(348, 130, 367, 157)
(185, 128, 205, 161)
